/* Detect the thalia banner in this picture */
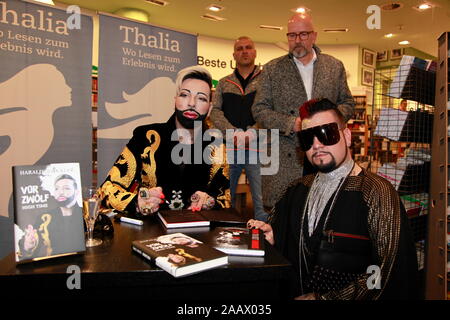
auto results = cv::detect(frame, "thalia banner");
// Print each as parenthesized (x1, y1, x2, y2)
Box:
(0, 0, 93, 218)
(97, 13, 197, 183)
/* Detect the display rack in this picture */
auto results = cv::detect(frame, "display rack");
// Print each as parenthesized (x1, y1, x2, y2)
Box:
(426, 31, 449, 300)
(369, 55, 436, 288)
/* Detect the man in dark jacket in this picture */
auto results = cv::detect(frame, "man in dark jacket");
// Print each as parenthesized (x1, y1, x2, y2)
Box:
(210, 36, 267, 221)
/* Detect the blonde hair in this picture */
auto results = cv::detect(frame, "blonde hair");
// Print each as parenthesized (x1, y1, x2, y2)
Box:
(174, 66, 212, 99)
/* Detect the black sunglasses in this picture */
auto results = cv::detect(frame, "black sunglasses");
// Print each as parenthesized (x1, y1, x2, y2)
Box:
(298, 122, 342, 151)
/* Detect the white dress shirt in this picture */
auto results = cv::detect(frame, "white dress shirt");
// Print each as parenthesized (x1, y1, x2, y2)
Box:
(293, 50, 317, 100)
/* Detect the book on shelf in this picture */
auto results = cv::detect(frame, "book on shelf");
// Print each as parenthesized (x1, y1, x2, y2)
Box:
(132, 233, 228, 277)
(12, 163, 86, 263)
(374, 107, 433, 143)
(206, 227, 265, 257)
(388, 55, 436, 105)
(158, 208, 246, 229)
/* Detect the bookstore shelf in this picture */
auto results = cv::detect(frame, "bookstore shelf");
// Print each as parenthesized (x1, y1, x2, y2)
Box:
(426, 31, 449, 300)
(370, 48, 437, 298)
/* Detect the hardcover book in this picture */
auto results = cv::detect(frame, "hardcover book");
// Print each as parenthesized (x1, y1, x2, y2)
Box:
(12, 163, 86, 263)
(157, 210, 210, 228)
(158, 209, 246, 229)
(132, 233, 228, 277)
(207, 227, 265, 257)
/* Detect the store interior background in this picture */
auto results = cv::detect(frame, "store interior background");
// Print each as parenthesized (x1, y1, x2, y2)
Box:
(53, 0, 450, 191)
(1, 0, 450, 298)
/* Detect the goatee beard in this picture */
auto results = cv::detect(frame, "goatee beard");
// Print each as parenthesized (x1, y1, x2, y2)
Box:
(175, 108, 207, 129)
(291, 45, 309, 59)
(315, 158, 337, 173)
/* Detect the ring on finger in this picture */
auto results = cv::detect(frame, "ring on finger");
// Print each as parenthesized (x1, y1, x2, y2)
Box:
(190, 193, 200, 202)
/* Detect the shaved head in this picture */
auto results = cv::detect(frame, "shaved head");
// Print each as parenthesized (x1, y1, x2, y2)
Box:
(288, 13, 314, 27)
(286, 13, 317, 63)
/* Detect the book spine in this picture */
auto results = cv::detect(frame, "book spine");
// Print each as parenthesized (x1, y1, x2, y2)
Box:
(132, 245, 153, 262)
(11, 167, 20, 224)
(133, 244, 177, 276)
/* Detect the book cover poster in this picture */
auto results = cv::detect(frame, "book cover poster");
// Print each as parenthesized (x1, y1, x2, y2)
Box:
(13, 163, 85, 262)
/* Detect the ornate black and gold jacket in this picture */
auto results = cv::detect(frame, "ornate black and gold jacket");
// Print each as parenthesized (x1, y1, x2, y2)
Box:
(271, 169, 419, 300)
(99, 113, 230, 213)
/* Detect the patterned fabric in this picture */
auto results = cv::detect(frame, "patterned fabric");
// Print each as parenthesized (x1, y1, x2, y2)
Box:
(271, 169, 419, 300)
(252, 46, 355, 208)
(99, 114, 230, 212)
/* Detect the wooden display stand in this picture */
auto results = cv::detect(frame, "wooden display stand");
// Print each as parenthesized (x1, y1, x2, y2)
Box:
(426, 31, 449, 300)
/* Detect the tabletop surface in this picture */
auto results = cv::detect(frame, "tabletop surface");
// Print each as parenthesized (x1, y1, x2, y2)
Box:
(0, 210, 292, 283)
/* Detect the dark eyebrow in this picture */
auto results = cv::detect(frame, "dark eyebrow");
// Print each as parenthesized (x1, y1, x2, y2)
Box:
(180, 88, 209, 97)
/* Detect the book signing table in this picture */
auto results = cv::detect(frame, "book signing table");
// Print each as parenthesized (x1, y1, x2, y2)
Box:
(0, 209, 293, 300)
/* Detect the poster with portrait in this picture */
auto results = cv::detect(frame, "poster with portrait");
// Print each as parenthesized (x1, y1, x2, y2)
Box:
(0, 0, 93, 220)
(97, 13, 197, 182)
(12, 162, 85, 263)
(377, 50, 388, 62)
(390, 48, 404, 60)
(362, 48, 376, 68)
(361, 67, 375, 86)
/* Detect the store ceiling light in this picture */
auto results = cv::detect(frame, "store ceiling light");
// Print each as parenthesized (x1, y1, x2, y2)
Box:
(145, 0, 169, 7)
(207, 4, 224, 12)
(33, 0, 55, 4)
(419, 3, 432, 9)
(114, 8, 150, 22)
(201, 14, 226, 22)
(384, 33, 394, 38)
(413, 2, 435, 11)
(399, 40, 410, 45)
(323, 28, 349, 33)
(259, 25, 283, 31)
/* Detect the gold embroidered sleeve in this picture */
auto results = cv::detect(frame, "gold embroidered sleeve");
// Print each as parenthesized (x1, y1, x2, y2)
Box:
(99, 146, 138, 211)
(320, 175, 401, 300)
(206, 142, 231, 208)
(140, 130, 160, 188)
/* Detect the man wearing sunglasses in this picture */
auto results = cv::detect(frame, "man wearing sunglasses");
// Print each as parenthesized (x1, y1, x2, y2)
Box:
(252, 13, 355, 212)
(248, 99, 419, 300)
